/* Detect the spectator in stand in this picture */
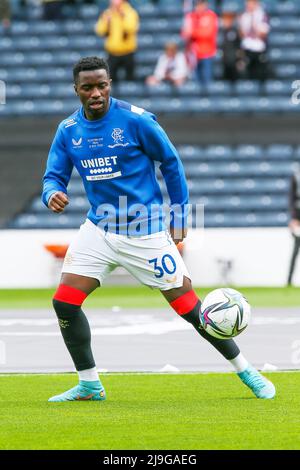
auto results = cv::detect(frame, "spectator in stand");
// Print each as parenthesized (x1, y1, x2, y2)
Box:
(238, 0, 270, 80)
(42, 0, 65, 20)
(0, 0, 11, 32)
(95, 0, 139, 83)
(181, 0, 218, 86)
(287, 166, 300, 286)
(146, 42, 189, 87)
(221, 11, 244, 82)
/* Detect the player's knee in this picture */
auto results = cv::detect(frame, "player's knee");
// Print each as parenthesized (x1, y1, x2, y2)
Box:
(169, 290, 201, 327)
(52, 298, 80, 317)
(52, 284, 88, 316)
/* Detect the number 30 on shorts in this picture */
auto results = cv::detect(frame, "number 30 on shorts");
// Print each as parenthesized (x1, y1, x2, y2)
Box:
(148, 254, 177, 278)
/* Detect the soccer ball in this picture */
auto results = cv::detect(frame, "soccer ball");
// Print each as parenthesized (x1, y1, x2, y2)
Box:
(199, 288, 251, 339)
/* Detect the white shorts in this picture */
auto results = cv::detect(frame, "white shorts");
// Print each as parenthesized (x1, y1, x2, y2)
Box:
(62, 219, 190, 290)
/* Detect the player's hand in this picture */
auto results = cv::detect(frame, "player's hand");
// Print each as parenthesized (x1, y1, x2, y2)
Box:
(169, 226, 187, 245)
(48, 192, 69, 213)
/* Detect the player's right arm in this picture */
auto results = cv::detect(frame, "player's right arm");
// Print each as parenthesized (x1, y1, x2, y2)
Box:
(42, 125, 73, 213)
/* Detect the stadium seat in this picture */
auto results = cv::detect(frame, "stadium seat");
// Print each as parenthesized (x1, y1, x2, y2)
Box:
(9, 213, 85, 229)
(146, 82, 174, 97)
(234, 145, 264, 160)
(117, 82, 146, 97)
(263, 80, 293, 95)
(234, 80, 261, 95)
(268, 32, 300, 47)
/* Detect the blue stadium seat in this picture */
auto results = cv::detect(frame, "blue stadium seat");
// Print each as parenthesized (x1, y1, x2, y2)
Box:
(270, 17, 300, 32)
(135, 65, 153, 80)
(263, 80, 292, 95)
(11, 21, 30, 35)
(137, 34, 156, 48)
(176, 81, 202, 96)
(270, 48, 300, 63)
(266, 144, 294, 159)
(68, 35, 101, 49)
(293, 146, 300, 160)
(136, 50, 161, 65)
(206, 81, 232, 96)
(78, 4, 100, 19)
(29, 21, 62, 35)
(268, 32, 300, 47)
(146, 82, 175, 96)
(55, 52, 82, 65)
(234, 80, 261, 95)
(234, 145, 264, 159)
(10, 213, 85, 229)
(192, 194, 287, 211)
(204, 211, 288, 228)
(25, 52, 55, 66)
(116, 81, 146, 97)
(1, 53, 25, 66)
(21, 84, 51, 99)
(178, 146, 208, 161)
(5, 85, 22, 98)
(273, 1, 300, 15)
(204, 145, 232, 159)
(0, 37, 13, 51)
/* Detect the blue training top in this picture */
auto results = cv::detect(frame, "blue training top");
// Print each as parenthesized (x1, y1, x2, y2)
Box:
(42, 97, 189, 235)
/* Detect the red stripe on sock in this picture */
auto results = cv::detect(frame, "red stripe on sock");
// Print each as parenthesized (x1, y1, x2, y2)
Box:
(170, 290, 199, 316)
(53, 284, 87, 306)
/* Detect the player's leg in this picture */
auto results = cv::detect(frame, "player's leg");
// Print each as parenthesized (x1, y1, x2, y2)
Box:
(161, 277, 275, 399)
(48, 219, 118, 402)
(49, 273, 106, 402)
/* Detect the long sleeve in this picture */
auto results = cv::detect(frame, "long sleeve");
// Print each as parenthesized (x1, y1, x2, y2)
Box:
(95, 11, 109, 37)
(137, 114, 189, 228)
(42, 125, 74, 207)
(122, 6, 139, 34)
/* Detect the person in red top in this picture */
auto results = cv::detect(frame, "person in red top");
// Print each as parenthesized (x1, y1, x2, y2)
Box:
(182, 0, 218, 86)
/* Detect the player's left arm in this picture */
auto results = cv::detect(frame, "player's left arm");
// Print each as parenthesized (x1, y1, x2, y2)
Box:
(137, 114, 189, 243)
(42, 125, 74, 209)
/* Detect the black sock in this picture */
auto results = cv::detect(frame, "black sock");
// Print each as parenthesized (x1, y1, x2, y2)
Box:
(182, 300, 240, 361)
(53, 299, 96, 371)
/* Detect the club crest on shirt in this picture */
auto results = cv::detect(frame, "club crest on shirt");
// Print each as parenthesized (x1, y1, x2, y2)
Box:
(108, 128, 129, 148)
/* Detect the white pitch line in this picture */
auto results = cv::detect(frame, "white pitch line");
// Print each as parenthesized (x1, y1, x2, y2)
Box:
(1, 315, 300, 337)
(0, 315, 300, 330)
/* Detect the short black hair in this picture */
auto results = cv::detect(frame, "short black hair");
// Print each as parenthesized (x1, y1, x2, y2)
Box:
(73, 56, 110, 84)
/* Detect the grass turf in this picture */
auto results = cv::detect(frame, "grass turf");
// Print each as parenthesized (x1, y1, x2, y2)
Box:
(0, 372, 299, 450)
(0, 286, 299, 309)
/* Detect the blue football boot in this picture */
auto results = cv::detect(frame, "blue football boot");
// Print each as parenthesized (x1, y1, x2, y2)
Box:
(48, 380, 106, 402)
(238, 365, 276, 399)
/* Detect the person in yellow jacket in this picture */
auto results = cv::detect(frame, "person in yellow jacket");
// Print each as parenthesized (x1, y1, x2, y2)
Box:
(95, 0, 139, 82)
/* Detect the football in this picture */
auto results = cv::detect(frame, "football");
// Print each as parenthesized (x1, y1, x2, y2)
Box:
(199, 288, 251, 339)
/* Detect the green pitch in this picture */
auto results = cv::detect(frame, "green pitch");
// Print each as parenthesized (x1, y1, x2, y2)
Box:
(0, 372, 299, 450)
(0, 285, 299, 309)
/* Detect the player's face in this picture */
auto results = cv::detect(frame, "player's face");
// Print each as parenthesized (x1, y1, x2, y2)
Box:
(74, 69, 111, 120)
